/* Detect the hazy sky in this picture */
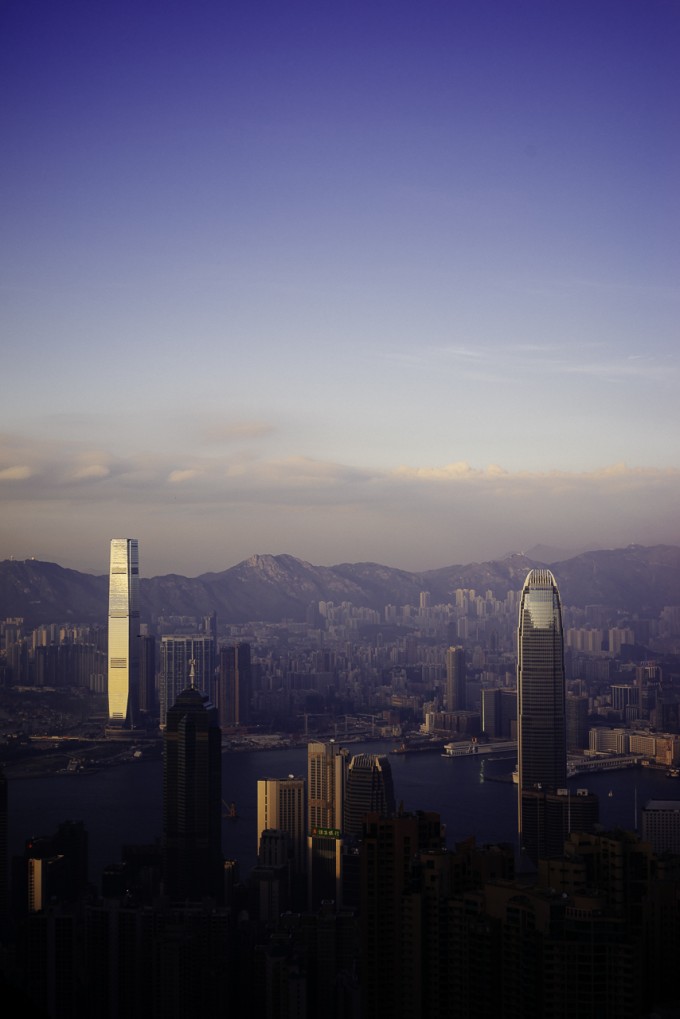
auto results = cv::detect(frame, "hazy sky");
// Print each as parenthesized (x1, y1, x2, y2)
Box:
(2, 0, 679, 576)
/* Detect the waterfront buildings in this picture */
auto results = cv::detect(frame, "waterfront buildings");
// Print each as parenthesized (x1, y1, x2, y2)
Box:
(517, 569, 567, 860)
(162, 676, 222, 901)
(107, 538, 139, 727)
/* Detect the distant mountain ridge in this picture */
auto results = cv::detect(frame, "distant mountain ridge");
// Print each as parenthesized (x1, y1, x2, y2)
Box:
(0, 545, 678, 626)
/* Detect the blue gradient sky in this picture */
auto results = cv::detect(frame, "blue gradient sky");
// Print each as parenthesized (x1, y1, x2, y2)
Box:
(2, 0, 679, 576)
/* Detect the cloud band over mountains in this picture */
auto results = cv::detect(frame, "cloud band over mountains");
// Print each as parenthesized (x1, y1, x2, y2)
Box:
(1, 430, 677, 576)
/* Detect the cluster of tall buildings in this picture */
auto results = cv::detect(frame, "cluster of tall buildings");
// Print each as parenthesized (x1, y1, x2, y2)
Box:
(5, 545, 680, 1017)
(106, 541, 591, 866)
(106, 539, 251, 732)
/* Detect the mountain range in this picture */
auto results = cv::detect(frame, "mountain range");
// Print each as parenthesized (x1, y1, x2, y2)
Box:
(0, 545, 678, 627)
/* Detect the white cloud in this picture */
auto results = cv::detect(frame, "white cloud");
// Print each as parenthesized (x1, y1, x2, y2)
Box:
(70, 464, 110, 480)
(168, 469, 202, 484)
(0, 465, 32, 480)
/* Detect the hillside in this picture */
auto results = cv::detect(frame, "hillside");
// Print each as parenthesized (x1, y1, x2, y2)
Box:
(0, 544, 678, 626)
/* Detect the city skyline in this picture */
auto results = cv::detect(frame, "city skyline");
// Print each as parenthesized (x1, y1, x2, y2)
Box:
(2, 1, 679, 577)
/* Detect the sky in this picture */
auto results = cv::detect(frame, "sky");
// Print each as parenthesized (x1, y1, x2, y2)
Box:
(1, 0, 679, 577)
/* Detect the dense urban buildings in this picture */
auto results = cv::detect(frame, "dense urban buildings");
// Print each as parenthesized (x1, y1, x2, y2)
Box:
(107, 538, 139, 727)
(3, 545, 680, 1017)
(159, 633, 216, 728)
(517, 569, 567, 860)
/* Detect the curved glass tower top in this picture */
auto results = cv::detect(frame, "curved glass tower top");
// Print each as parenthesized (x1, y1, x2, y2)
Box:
(517, 569, 566, 810)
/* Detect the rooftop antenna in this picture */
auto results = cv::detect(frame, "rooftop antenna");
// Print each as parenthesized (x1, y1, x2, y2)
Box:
(189, 658, 196, 689)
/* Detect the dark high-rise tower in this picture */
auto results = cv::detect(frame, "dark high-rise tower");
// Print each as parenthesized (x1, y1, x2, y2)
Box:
(344, 753, 396, 837)
(517, 569, 567, 859)
(217, 642, 251, 728)
(107, 538, 139, 727)
(162, 675, 222, 902)
(138, 633, 156, 716)
(445, 645, 466, 711)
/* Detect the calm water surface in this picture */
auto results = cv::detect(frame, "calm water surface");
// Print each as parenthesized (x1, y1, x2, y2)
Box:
(8, 743, 678, 889)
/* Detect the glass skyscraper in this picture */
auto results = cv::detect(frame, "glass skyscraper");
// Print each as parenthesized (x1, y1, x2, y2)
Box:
(107, 538, 139, 727)
(163, 683, 222, 901)
(344, 753, 396, 837)
(517, 569, 566, 853)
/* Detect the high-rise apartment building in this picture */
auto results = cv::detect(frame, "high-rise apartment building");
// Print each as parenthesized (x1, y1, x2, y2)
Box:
(159, 634, 215, 728)
(162, 680, 222, 902)
(445, 645, 466, 711)
(517, 569, 566, 859)
(107, 538, 139, 727)
(344, 754, 396, 837)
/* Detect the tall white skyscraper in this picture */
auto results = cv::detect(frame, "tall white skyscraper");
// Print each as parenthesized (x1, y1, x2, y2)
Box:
(107, 538, 140, 727)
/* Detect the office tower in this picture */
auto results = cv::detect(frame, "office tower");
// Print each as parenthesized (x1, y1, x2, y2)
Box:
(307, 741, 348, 908)
(517, 569, 566, 860)
(445, 645, 466, 711)
(107, 538, 140, 727)
(521, 787, 599, 861)
(162, 678, 222, 902)
(344, 753, 396, 837)
(360, 811, 444, 1019)
(217, 642, 251, 728)
(138, 633, 156, 716)
(641, 800, 680, 855)
(159, 634, 215, 728)
(566, 692, 590, 748)
(481, 687, 502, 737)
(257, 776, 306, 876)
(251, 829, 294, 922)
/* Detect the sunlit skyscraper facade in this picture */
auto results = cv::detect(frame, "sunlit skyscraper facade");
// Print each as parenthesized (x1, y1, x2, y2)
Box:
(107, 538, 139, 727)
(517, 569, 566, 855)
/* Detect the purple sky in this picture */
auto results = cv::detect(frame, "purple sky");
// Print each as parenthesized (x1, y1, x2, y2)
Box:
(1, 0, 679, 576)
